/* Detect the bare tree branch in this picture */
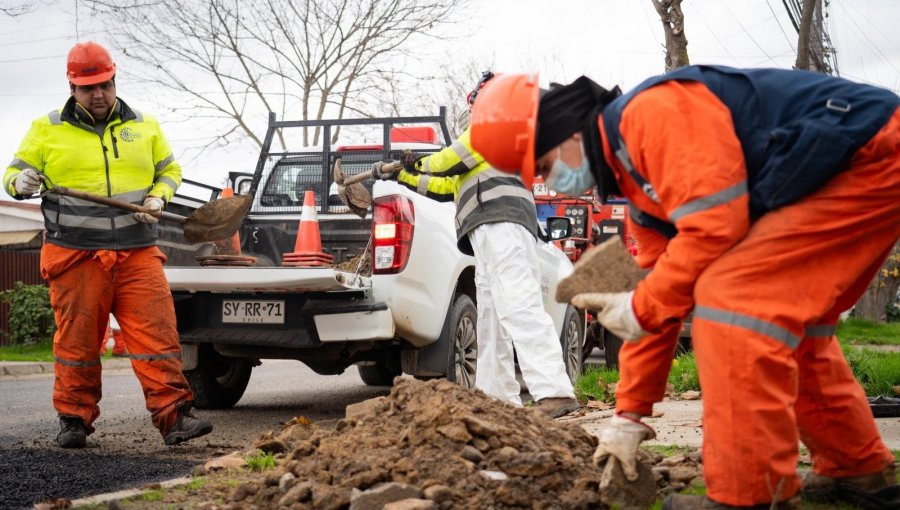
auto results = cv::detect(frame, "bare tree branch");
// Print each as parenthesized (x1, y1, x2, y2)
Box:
(80, 0, 468, 158)
(650, 0, 690, 71)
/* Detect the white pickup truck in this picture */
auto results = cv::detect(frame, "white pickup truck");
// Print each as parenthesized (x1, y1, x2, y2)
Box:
(161, 111, 584, 409)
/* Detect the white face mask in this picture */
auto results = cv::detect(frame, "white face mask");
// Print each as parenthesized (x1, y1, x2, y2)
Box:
(544, 139, 596, 196)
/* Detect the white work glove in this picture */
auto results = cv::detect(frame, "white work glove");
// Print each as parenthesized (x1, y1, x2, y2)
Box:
(13, 168, 42, 196)
(371, 161, 398, 180)
(134, 196, 164, 224)
(594, 414, 656, 486)
(571, 290, 648, 342)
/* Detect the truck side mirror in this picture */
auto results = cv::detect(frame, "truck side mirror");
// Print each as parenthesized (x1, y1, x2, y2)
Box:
(546, 216, 572, 241)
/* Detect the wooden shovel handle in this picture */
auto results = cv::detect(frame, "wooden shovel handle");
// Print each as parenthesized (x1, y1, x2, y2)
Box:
(52, 186, 188, 224)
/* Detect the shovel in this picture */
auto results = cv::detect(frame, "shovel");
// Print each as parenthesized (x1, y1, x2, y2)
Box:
(333, 158, 401, 218)
(48, 186, 251, 244)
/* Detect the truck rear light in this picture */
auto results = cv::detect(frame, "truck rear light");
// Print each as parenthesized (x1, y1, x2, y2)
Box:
(372, 194, 415, 274)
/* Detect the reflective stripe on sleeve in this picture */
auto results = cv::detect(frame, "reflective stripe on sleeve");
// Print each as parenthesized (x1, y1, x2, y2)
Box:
(694, 305, 801, 349)
(154, 155, 175, 174)
(450, 140, 479, 170)
(156, 176, 178, 191)
(669, 181, 748, 223)
(417, 174, 431, 196)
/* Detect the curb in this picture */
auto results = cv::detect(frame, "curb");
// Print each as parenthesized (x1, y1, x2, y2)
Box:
(0, 358, 133, 377)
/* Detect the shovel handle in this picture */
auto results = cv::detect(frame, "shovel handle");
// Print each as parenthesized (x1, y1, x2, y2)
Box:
(51, 186, 188, 224)
(345, 161, 403, 185)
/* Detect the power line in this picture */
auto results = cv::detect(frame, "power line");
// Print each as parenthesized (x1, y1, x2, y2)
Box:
(719, 2, 781, 66)
(834, 2, 900, 75)
(765, 0, 796, 50)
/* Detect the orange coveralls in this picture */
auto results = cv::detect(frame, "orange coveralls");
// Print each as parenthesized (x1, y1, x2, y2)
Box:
(605, 81, 898, 506)
(43, 244, 191, 436)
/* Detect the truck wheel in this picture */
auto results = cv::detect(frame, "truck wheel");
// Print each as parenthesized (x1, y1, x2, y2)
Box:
(184, 345, 253, 409)
(357, 355, 402, 386)
(603, 329, 624, 370)
(560, 306, 585, 382)
(583, 320, 603, 363)
(446, 293, 478, 389)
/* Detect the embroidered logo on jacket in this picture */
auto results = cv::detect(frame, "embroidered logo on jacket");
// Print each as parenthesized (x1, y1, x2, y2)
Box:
(119, 127, 142, 142)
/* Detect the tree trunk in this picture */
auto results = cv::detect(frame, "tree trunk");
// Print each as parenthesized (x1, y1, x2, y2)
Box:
(794, 0, 817, 70)
(854, 241, 900, 321)
(651, 0, 690, 71)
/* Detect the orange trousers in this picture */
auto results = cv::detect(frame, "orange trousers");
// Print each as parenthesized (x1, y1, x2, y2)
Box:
(42, 244, 192, 437)
(688, 109, 900, 505)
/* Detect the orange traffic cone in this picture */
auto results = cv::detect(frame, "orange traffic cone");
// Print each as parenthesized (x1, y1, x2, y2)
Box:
(282, 190, 334, 267)
(195, 187, 257, 266)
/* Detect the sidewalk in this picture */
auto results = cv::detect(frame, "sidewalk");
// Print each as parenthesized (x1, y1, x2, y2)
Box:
(0, 358, 132, 377)
(563, 399, 900, 450)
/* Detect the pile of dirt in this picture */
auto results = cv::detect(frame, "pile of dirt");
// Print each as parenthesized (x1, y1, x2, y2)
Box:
(233, 378, 623, 509)
(334, 252, 371, 276)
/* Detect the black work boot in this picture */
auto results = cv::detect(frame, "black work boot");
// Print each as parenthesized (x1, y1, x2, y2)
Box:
(663, 494, 801, 509)
(802, 463, 900, 510)
(163, 402, 212, 446)
(57, 415, 88, 449)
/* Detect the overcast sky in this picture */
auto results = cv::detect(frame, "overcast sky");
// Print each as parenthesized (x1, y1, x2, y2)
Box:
(2, 0, 899, 194)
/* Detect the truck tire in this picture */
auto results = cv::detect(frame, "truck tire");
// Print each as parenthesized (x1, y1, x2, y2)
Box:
(357, 355, 402, 386)
(445, 293, 478, 389)
(560, 305, 585, 382)
(184, 345, 253, 409)
(603, 329, 624, 370)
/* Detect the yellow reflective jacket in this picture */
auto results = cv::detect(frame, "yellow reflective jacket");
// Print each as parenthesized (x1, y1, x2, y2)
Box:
(3, 97, 181, 250)
(396, 127, 538, 255)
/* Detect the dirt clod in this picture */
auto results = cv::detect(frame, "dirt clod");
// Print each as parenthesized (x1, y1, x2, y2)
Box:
(555, 236, 643, 303)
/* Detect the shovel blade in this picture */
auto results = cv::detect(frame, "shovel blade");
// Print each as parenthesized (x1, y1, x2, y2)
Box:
(182, 194, 252, 244)
(333, 157, 372, 218)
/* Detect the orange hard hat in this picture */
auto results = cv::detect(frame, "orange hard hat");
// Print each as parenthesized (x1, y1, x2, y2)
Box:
(67, 42, 117, 86)
(469, 73, 540, 186)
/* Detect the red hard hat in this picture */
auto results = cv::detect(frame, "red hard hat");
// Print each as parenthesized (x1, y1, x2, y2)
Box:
(67, 42, 117, 86)
(469, 73, 540, 186)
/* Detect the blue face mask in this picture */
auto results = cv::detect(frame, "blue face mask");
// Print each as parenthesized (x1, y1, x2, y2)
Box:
(546, 142, 595, 196)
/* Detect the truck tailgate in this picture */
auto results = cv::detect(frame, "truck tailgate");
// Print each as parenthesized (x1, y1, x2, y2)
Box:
(165, 267, 369, 293)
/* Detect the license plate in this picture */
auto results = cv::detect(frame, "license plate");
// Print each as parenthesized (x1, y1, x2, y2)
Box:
(222, 300, 285, 324)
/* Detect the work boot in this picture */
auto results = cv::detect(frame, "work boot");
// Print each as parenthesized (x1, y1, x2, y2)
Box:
(163, 402, 213, 446)
(533, 397, 581, 418)
(57, 415, 88, 449)
(801, 463, 900, 510)
(662, 494, 801, 509)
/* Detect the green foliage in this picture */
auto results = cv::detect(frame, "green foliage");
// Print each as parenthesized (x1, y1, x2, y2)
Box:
(669, 352, 701, 393)
(0, 340, 54, 362)
(837, 318, 900, 345)
(843, 347, 900, 397)
(245, 450, 276, 472)
(0, 282, 56, 345)
(574, 365, 620, 403)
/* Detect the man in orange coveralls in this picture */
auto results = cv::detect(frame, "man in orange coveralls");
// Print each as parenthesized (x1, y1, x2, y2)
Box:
(3, 41, 212, 448)
(467, 68, 900, 509)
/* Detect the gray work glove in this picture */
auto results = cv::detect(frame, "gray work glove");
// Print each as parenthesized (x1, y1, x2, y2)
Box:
(134, 196, 164, 224)
(571, 291, 649, 342)
(593, 414, 656, 487)
(13, 168, 42, 196)
(371, 161, 399, 181)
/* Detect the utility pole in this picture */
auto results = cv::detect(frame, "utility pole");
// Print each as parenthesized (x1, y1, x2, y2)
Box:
(785, 0, 837, 75)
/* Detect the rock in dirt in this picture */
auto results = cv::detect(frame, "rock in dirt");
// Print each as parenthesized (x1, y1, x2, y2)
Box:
(555, 236, 643, 303)
(237, 378, 647, 509)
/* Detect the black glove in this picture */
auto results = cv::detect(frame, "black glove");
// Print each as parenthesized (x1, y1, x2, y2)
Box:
(371, 161, 398, 180)
(399, 149, 417, 171)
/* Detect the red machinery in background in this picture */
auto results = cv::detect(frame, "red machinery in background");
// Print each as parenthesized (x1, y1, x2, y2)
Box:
(532, 176, 636, 368)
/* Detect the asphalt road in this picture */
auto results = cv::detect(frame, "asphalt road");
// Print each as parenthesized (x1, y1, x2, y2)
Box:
(0, 360, 391, 509)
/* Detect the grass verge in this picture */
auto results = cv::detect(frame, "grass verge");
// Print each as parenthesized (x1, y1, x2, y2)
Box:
(0, 340, 54, 362)
(837, 318, 900, 346)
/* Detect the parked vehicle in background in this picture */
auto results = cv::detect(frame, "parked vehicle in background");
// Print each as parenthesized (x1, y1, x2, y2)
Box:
(160, 111, 584, 408)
